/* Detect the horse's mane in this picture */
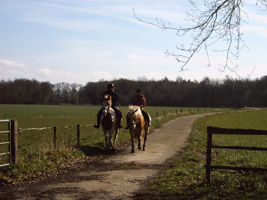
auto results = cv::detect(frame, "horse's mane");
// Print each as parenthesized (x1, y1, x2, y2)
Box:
(128, 105, 142, 115)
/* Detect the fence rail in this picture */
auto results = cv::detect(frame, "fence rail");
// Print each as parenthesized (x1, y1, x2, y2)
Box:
(206, 126, 267, 184)
(0, 120, 18, 167)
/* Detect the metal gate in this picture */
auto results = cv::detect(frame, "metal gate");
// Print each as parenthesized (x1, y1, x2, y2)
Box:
(0, 120, 17, 167)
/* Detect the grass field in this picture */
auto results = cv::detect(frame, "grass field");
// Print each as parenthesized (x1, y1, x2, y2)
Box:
(0, 104, 212, 183)
(2, 104, 265, 199)
(145, 109, 267, 199)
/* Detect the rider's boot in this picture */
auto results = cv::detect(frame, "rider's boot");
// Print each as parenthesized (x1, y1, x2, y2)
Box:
(117, 119, 122, 128)
(94, 123, 100, 128)
(94, 111, 101, 129)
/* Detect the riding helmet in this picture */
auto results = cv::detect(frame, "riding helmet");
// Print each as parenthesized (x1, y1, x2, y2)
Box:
(136, 88, 143, 94)
(107, 83, 115, 89)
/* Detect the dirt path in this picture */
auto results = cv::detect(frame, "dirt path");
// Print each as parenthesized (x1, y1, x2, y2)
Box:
(1, 113, 215, 200)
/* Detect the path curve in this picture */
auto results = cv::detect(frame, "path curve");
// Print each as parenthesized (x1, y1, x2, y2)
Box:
(1, 113, 215, 200)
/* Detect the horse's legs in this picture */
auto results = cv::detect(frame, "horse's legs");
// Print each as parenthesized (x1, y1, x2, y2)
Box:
(108, 129, 113, 150)
(112, 128, 119, 149)
(138, 136, 142, 150)
(138, 130, 143, 150)
(131, 132, 135, 153)
(131, 140, 135, 153)
(104, 131, 109, 150)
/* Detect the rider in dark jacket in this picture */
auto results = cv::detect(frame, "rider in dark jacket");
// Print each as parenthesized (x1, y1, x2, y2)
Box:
(94, 83, 122, 128)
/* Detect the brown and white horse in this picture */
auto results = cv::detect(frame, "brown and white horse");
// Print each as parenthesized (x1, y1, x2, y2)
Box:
(127, 105, 149, 153)
(101, 95, 119, 150)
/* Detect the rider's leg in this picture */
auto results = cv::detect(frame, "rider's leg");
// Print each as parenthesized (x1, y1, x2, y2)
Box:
(125, 113, 130, 129)
(94, 109, 102, 128)
(141, 110, 151, 126)
(114, 107, 122, 128)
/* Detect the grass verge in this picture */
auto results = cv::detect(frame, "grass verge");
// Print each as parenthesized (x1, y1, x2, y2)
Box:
(142, 110, 267, 200)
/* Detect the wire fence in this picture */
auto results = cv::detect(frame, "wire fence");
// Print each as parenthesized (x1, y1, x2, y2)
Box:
(1, 107, 217, 166)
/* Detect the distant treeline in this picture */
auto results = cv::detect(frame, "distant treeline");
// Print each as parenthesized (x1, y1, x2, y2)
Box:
(1, 76, 267, 107)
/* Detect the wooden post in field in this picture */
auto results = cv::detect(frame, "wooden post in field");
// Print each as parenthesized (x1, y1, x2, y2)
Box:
(53, 127, 56, 149)
(206, 127, 212, 184)
(10, 120, 18, 164)
(156, 112, 158, 118)
(77, 124, 80, 148)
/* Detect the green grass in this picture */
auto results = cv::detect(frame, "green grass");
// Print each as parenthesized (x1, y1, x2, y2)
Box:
(144, 109, 267, 200)
(0, 104, 213, 184)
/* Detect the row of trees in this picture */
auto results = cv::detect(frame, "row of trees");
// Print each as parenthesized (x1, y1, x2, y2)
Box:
(1, 76, 267, 107)
(0, 79, 82, 104)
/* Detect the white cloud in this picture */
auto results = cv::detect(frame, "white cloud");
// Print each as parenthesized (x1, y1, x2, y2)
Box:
(16, 0, 186, 32)
(0, 59, 33, 80)
(129, 54, 143, 60)
(243, 25, 267, 37)
(0, 59, 29, 70)
(90, 71, 113, 80)
(249, 13, 267, 24)
(36, 67, 114, 84)
(37, 67, 73, 77)
(20, 14, 114, 32)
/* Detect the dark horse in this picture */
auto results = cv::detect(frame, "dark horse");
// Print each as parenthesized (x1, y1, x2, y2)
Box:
(101, 95, 120, 150)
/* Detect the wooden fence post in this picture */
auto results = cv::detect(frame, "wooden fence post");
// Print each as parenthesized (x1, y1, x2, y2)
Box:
(77, 124, 80, 148)
(53, 127, 56, 149)
(10, 120, 18, 164)
(206, 127, 212, 184)
(156, 112, 158, 118)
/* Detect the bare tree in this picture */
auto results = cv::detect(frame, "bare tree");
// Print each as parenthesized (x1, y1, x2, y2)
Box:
(134, 0, 267, 74)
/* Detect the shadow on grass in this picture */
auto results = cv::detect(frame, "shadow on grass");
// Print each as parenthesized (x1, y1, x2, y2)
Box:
(79, 142, 116, 156)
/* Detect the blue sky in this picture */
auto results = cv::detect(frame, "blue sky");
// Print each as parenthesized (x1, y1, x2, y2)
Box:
(0, 0, 267, 85)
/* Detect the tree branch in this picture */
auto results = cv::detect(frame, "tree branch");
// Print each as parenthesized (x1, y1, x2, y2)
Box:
(134, 0, 266, 76)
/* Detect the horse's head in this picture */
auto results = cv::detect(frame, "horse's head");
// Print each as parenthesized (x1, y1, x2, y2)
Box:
(102, 95, 112, 117)
(128, 105, 142, 129)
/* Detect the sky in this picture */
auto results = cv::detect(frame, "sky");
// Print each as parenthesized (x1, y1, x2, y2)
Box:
(0, 0, 267, 85)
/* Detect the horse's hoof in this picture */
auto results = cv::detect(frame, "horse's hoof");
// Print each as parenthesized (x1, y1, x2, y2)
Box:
(131, 149, 135, 153)
(143, 147, 146, 151)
